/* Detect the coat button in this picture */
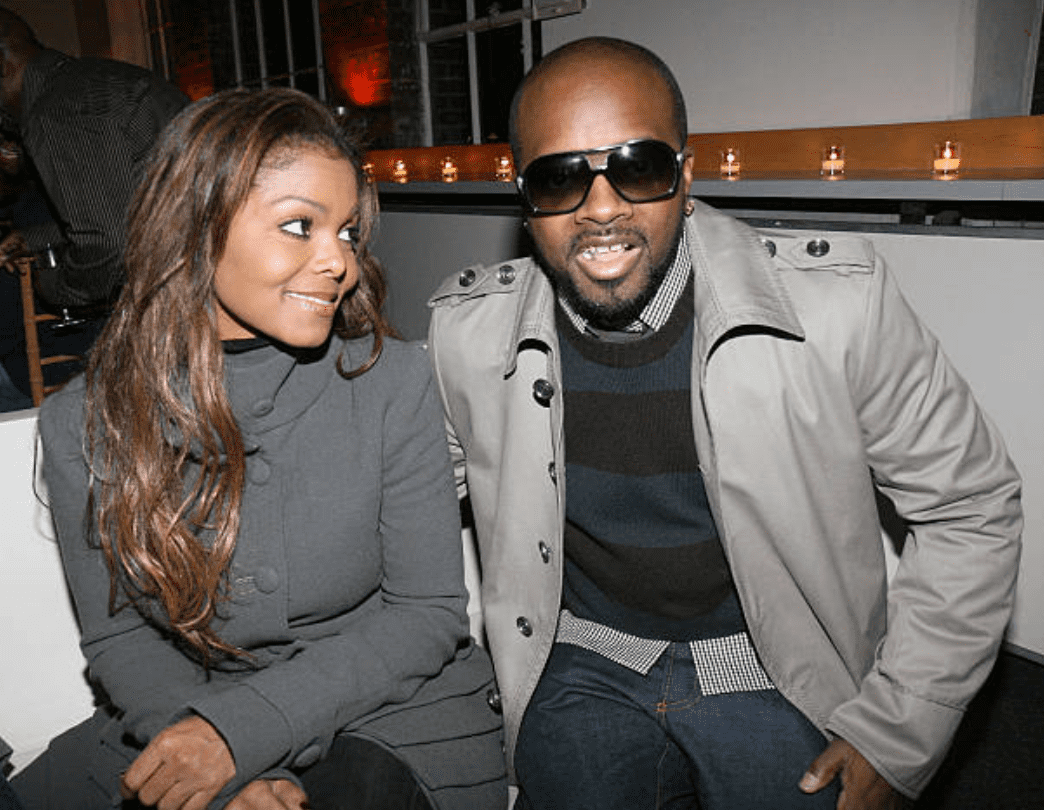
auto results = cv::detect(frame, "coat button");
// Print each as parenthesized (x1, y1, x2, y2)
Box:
(497, 264, 515, 284)
(539, 541, 551, 563)
(249, 458, 271, 485)
(763, 239, 776, 258)
(251, 398, 274, 417)
(486, 688, 503, 714)
(459, 268, 476, 287)
(516, 616, 533, 637)
(255, 566, 279, 594)
(547, 461, 557, 484)
(806, 239, 830, 257)
(532, 378, 554, 406)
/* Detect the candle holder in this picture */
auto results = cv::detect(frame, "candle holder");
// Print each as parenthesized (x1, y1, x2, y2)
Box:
(441, 156, 458, 182)
(933, 141, 960, 178)
(361, 161, 375, 183)
(720, 147, 741, 179)
(821, 145, 845, 178)
(495, 154, 515, 182)
(392, 158, 408, 184)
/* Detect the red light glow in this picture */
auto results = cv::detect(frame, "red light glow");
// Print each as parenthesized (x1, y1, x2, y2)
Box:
(343, 48, 391, 107)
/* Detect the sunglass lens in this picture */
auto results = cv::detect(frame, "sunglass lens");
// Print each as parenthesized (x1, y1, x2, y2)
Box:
(608, 141, 679, 202)
(524, 155, 591, 213)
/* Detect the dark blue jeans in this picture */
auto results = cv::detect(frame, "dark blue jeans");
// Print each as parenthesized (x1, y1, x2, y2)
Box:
(514, 641, 840, 810)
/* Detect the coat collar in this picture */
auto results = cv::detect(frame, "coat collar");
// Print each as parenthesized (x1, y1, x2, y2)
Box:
(685, 200, 804, 361)
(501, 201, 804, 374)
(224, 337, 345, 438)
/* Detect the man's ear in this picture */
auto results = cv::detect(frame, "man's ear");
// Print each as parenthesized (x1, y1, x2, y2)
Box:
(680, 146, 695, 197)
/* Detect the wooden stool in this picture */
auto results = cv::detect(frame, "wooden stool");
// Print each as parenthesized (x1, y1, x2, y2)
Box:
(14, 255, 82, 407)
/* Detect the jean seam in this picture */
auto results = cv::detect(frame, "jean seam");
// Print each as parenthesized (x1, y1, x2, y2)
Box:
(656, 643, 700, 717)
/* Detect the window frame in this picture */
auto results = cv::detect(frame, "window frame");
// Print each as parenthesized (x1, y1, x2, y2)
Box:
(415, 0, 539, 147)
(145, 0, 328, 100)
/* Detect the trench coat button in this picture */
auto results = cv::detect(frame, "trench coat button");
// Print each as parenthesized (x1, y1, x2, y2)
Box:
(497, 264, 515, 284)
(762, 239, 776, 258)
(806, 238, 830, 257)
(539, 541, 551, 563)
(486, 687, 503, 714)
(294, 744, 322, 768)
(255, 566, 279, 594)
(516, 616, 533, 637)
(251, 398, 274, 417)
(249, 458, 271, 485)
(459, 268, 476, 287)
(532, 378, 554, 406)
(547, 461, 557, 484)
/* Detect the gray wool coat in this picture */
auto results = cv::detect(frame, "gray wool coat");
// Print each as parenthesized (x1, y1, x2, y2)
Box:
(27, 336, 507, 809)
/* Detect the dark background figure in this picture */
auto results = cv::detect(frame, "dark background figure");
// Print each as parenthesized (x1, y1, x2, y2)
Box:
(0, 132, 30, 410)
(0, 6, 186, 411)
(0, 5, 186, 309)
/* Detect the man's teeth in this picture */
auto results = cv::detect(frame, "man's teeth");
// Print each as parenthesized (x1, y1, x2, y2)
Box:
(581, 243, 630, 260)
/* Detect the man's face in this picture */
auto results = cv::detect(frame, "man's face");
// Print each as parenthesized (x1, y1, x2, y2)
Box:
(516, 61, 692, 329)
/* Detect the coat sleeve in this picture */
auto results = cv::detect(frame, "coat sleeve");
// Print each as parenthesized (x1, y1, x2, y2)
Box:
(186, 346, 470, 785)
(825, 259, 1022, 796)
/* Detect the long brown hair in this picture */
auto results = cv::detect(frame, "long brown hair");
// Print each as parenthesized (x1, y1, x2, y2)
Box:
(83, 88, 392, 663)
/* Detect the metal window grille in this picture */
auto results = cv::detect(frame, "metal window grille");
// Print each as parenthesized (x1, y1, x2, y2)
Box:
(144, 0, 327, 100)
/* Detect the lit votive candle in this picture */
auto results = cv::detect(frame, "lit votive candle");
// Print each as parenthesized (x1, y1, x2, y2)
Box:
(720, 148, 741, 178)
(392, 158, 408, 184)
(933, 141, 960, 177)
(361, 162, 375, 183)
(495, 155, 514, 182)
(821, 145, 845, 178)
(441, 156, 458, 182)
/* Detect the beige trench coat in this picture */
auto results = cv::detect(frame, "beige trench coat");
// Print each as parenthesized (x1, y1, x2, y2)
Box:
(427, 201, 1022, 798)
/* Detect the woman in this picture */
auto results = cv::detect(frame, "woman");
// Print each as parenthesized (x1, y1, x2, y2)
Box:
(14, 89, 506, 810)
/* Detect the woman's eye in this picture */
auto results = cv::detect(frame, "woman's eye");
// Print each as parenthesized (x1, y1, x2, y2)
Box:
(339, 225, 360, 247)
(280, 219, 310, 237)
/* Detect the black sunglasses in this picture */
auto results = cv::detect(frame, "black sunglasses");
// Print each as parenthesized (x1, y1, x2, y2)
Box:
(516, 139, 686, 215)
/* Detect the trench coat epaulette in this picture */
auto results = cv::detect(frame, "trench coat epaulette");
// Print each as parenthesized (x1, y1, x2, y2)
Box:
(428, 257, 535, 308)
(755, 230, 877, 276)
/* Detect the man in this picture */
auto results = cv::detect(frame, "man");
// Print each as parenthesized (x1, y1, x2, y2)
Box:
(427, 37, 1022, 810)
(0, 7, 187, 309)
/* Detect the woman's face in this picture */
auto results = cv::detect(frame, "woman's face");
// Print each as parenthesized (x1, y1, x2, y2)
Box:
(212, 147, 360, 346)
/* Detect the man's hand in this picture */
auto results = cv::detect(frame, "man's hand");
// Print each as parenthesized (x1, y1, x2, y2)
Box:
(0, 231, 28, 272)
(121, 715, 237, 810)
(800, 738, 903, 810)
(227, 779, 309, 810)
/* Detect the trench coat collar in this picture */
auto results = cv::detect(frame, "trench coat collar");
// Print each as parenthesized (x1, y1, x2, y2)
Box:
(500, 201, 804, 375)
(685, 199, 805, 362)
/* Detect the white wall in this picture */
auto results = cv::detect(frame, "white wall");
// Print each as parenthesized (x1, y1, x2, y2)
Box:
(543, 0, 985, 131)
(0, 410, 94, 772)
